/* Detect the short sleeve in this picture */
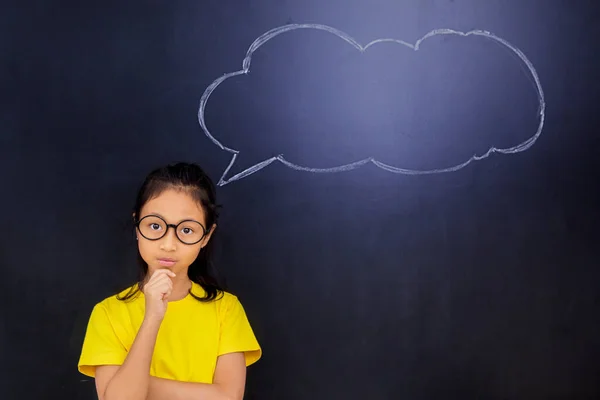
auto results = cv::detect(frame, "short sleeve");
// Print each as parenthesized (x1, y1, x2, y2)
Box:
(78, 303, 128, 377)
(217, 295, 262, 366)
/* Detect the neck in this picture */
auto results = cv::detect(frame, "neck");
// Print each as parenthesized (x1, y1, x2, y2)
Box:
(170, 274, 192, 301)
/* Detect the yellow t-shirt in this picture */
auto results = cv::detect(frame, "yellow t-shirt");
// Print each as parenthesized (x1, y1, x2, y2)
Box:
(78, 282, 261, 383)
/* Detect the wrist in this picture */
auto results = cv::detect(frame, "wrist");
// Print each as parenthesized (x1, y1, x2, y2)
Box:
(141, 316, 163, 331)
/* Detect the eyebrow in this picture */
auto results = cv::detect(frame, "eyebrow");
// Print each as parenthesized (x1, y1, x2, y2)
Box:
(143, 212, 203, 224)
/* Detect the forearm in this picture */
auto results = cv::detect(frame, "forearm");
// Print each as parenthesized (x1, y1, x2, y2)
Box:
(104, 319, 161, 400)
(146, 377, 233, 400)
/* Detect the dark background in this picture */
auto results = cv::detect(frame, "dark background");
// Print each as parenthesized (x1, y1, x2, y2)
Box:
(2, 0, 600, 399)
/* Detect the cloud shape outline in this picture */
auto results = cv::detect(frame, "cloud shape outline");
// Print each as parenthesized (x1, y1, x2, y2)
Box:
(198, 24, 546, 186)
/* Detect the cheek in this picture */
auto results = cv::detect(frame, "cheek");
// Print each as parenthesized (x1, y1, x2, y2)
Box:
(137, 240, 155, 263)
(180, 246, 202, 265)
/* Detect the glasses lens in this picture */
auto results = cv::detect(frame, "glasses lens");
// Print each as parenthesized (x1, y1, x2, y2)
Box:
(138, 216, 167, 240)
(176, 220, 206, 244)
(137, 216, 206, 244)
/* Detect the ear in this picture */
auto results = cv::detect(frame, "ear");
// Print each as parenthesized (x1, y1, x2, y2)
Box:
(132, 213, 139, 240)
(201, 224, 217, 248)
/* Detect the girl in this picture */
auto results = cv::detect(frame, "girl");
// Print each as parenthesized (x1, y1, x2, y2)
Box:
(78, 162, 262, 400)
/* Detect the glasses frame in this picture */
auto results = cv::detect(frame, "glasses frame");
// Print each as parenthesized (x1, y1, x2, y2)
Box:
(134, 214, 207, 245)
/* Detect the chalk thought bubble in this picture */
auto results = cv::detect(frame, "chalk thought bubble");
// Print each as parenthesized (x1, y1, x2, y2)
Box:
(198, 24, 545, 186)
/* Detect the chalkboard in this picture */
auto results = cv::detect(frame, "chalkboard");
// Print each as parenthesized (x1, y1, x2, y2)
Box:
(2, 0, 600, 399)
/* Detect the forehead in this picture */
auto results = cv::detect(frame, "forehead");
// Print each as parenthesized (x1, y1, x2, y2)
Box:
(140, 188, 205, 223)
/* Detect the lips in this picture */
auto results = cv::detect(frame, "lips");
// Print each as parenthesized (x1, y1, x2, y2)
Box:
(157, 258, 177, 267)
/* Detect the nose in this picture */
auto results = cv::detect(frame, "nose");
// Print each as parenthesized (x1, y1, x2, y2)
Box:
(160, 227, 178, 251)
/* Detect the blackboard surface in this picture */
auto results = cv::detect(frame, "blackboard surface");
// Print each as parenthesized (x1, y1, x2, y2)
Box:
(2, 1, 600, 399)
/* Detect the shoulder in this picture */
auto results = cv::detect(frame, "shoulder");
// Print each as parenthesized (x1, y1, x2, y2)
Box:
(78, 285, 139, 378)
(90, 283, 142, 321)
(188, 283, 249, 319)
(212, 290, 246, 314)
(217, 290, 241, 307)
(189, 282, 239, 306)
(213, 290, 255, 326)
(101, 282, 140, 304)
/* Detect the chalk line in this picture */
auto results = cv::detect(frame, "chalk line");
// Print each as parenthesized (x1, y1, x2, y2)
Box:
(197, 24, 545, 186)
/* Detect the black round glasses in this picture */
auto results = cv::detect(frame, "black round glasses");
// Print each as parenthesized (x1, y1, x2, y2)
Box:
(135, 215, 207, 245)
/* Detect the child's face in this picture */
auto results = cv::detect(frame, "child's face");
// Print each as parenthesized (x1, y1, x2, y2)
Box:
(136, 188, 214, 278)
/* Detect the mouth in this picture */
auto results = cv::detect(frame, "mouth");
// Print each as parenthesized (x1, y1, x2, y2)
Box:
(157, 258, 177, 267)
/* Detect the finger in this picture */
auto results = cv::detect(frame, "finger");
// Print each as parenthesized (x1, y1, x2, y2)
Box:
(154, 273, 173, 284)
(161, 286, 173, 299)
(158, 277, 173, 290)
(145, 277, 165, 289)
(160, 280, 173, 291)
(159, 285, 171, 294)
(148, 271, 176, 286)
(157, 268, 176, 276)
(146, 280, 172, 294)
(153, 269, 176, 278)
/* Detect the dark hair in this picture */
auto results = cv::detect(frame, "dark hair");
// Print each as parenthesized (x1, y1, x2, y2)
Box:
(117, 162, 225, 303)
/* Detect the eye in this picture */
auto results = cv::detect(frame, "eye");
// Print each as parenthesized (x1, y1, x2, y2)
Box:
(181, 227, 193, 235)
(149, 223, 162, 231)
